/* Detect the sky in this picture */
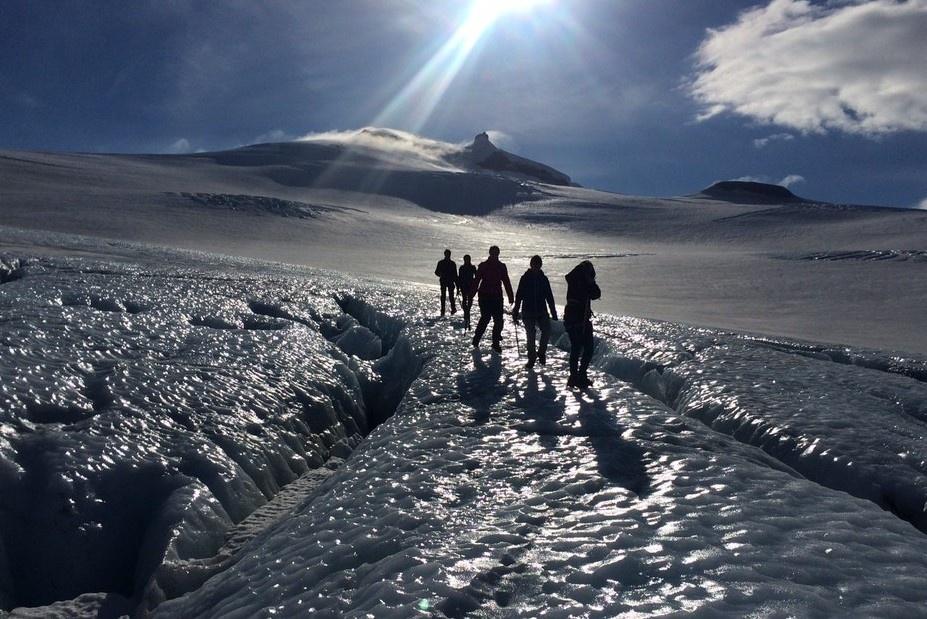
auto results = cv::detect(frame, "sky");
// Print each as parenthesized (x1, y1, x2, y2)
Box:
(1, 0, 926, 208)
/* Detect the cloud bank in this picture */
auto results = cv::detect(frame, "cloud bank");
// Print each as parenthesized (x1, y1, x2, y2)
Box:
(691, 0, 927, 135)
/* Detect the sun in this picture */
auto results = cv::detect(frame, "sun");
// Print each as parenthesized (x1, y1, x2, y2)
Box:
(462, 0, 552, 39)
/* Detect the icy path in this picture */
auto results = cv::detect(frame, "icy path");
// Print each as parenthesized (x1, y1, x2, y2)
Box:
(2, 249, 927, 617)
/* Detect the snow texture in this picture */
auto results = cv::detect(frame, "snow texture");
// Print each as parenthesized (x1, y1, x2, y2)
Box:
(3, 240, 925, 617)
(0, 251, 415, 614)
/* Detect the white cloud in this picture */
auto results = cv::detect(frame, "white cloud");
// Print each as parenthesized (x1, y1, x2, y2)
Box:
(753, 132, 794, 149)
(779, 174, 805, 188)
(691, 0, 927, 135)
(917, 197, 927, 210)
(484, 130, 515, 150)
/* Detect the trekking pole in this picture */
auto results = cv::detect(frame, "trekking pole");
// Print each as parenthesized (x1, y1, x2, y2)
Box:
(511, 310, 521, 358)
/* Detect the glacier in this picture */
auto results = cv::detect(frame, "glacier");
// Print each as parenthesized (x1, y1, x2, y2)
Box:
(2, 236, 926, 617)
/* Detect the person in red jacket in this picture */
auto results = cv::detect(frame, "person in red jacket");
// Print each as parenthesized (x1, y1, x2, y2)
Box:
(470, 245, 514, 353)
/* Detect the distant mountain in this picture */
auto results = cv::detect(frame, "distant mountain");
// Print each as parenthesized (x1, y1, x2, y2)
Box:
(453, 132, 576, 187)
(694, 181, 812, 205)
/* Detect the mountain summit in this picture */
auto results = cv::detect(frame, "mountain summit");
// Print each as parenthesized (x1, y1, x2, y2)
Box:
(457, 132, 575, 187)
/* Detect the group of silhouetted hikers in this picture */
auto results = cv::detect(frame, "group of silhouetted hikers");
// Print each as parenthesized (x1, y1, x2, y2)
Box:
(436, 246, 600, 388)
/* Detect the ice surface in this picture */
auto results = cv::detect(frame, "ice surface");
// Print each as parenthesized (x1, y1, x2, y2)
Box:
(589, 316, 927, 533)
(0, 252, 413, 614)
(2, 243, 927, 616)
(155, 278, 927, 617)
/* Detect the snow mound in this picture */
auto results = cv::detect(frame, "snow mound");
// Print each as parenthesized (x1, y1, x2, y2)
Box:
(696, 181, 809, 204)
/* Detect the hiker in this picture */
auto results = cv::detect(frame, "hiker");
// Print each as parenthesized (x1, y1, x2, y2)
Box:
(512, 255, 558, 368)
(457, 254, 477, 330)
(434, 249, 458, 316)
(471, 245, 514, 353)
(563, 260, 600, 388)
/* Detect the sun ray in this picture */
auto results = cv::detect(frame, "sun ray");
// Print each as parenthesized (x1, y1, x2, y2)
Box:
(371, 0, 553, 133)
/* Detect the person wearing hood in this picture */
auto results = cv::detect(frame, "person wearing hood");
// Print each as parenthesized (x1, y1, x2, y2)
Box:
(563, 260, 601, 388)
(471, 245, 514, 353)
(512, 255, 558, 368)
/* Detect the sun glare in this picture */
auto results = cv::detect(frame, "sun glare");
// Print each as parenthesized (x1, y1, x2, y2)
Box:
(371, 0, 554, 134)
(465, 0, 551, 38)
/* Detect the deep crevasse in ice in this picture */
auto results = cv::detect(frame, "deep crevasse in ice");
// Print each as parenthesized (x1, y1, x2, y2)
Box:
(2, 250, 927, 617)
(0, 255, 411, 614)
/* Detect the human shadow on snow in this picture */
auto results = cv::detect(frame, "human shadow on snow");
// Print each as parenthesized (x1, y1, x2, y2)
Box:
(456, 350, 507, 425)
(575, 389, 651, 497)
(508, 370, 651, 497)
(512, 370, 565, 451)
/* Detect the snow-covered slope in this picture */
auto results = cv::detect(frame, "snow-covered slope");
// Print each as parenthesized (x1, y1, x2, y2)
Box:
(1, 128, 926, 355)
(2, 236, 927, 617)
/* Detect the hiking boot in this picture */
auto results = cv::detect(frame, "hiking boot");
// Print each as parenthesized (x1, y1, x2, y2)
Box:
(576, 373, 593, 388)
(491, 342, 503, 354)
(567, 374, 578, 388)
(537, 353, 546, 365)
(526, 356, 536, 369)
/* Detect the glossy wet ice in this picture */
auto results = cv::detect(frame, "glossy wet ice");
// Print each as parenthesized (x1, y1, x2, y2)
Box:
(2, 246, 927, 617)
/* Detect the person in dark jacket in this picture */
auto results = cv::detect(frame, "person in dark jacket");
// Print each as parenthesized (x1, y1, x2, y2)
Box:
(457, 254, 477, 330)
(471, 245, 514, 353)
(563, 260, 601, 388)
(513, 255, 558, 368)
(435, 249, 458, 316)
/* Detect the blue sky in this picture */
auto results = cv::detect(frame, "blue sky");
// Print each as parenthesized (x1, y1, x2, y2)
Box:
(2, 0, 926, 207)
